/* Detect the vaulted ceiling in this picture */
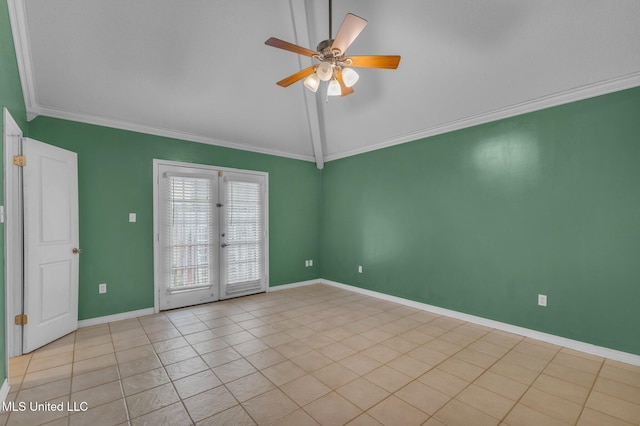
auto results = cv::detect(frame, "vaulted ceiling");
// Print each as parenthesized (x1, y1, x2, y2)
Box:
(8, 0, 640, 168)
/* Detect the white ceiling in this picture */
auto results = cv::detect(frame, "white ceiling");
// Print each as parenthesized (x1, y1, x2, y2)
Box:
(9, 0, 640, 168)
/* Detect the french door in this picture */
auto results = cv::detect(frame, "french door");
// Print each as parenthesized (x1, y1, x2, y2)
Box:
(155, 161, 268, 310)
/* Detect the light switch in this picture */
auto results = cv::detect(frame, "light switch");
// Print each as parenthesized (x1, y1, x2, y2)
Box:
(129, 213, 136, 222)
(538, 294, 547, 307)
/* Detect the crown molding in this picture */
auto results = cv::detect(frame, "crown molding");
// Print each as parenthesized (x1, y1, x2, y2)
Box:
(7, 0, 39, 118)
(7, 0, 315, 163)
(9, 0, 640, 165)
(324, 71, 640, 162)
(36, 106, 316, 162)
(28, 71, 640, 166)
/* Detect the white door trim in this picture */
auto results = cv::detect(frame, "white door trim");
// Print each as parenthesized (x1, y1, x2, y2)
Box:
(3, 108, 24, 360)
(152, 159, 269, 313)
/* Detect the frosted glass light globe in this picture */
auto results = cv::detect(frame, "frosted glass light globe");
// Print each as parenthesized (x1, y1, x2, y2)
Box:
(327, 78, 341, 96)
(341, 67, 359, 87)
(304, 73, 320, 92)
(316, 62, 333, 81)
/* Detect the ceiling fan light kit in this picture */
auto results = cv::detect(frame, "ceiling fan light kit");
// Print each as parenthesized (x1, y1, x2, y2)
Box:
(265, 1, 400, 98)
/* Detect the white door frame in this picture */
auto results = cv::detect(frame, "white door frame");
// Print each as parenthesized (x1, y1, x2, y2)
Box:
(3, 108, 24, 360)
(152, 159, 269, 313)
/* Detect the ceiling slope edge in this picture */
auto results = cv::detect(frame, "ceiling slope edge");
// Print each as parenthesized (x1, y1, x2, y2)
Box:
(36, 105, 316, 162)
(7, 0, 39, 121)
(289, 0, 324, 169)
(324, 72, 640, 163)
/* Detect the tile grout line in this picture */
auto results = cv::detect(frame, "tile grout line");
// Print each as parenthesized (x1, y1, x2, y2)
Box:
(302, 317, 495, 423)
(496, 344, 563, 426)
(411, 322, 519, 423)
(139, 310, 257, 425)
(348, 314, 462, 422)
(157, 311, 201, 426)
(7, 286, 640, 425)
(66, 331, 77, 424)
(572, 357, 605, 426)
(113, 319, 135, 426)
(293, 299, 435, 418)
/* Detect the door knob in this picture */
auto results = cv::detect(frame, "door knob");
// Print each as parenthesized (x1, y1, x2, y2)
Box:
(72, 248, 82, 254)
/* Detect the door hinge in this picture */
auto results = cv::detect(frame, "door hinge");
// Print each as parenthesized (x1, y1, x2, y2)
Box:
(216, 203, 223, 207)
(218, 171, 223, 177)
(13, 155, 26, 167)
(14, 314, 28, 325)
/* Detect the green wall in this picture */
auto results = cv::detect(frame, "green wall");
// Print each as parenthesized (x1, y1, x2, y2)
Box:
(28, 118, 322, 320)
(321, 86, 640, 356)
(1, 0, 29, 385)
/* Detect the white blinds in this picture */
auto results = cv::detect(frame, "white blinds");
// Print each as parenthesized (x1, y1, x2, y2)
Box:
(166, 175, 213, 290)
(224, 179, 263, 287)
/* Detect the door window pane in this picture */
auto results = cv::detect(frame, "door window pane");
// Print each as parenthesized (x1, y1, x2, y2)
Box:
(225, 180, 263, 286)
(167, 176, 213, 289)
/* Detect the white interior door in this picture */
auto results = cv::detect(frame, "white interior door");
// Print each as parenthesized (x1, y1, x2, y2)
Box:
(155, 161, 267, 310)
(22, 138, 79, 353)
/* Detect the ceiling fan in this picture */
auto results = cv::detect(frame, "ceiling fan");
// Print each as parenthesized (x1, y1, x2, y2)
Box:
(265, 0, 401, 97)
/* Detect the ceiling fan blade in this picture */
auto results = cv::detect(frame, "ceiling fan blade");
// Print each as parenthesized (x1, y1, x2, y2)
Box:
(265, 37, 317, 57)
(335, 70, 354, 96)
(276, 66, 316, 87)
(331, 13, 368, 55)
(347, 55, 401, 69)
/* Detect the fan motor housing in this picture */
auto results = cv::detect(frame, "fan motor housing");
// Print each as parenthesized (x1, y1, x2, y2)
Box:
(317, 39, 334, 53)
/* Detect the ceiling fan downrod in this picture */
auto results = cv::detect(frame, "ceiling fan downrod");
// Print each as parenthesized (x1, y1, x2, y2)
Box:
(329, 0, 333, 39)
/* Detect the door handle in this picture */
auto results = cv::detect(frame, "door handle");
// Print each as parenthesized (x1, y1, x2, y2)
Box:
(221, 243, 230, 248)
(72, 248, 82, 254)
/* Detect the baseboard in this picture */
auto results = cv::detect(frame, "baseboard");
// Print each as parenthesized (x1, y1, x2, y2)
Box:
(319, 279, 640, 367)
(268, 279, 322, 292)
(77, 308, 156, 328)
(0, 378, 10, 402)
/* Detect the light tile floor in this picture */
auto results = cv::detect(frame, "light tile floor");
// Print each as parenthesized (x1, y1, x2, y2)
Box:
(2, 284, 639, 425)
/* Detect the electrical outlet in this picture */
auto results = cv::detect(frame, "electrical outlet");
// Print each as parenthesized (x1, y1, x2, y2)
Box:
(538, 294, 547, 307)
(129, 213, 136, 222)
(358, 265, 363, 273)
(99, 283, 107, 294)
